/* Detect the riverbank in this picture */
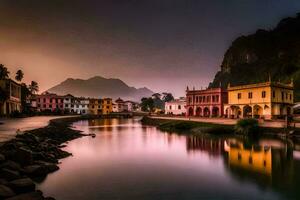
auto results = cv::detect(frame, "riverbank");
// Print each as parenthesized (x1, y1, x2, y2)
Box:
(141, 116, 235, 135)
(141, 116, 300, 140)
(0, 116, 96, 199)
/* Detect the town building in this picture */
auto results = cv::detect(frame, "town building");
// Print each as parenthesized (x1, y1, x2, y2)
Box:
(186, 87, 228, 117)
(63, 94, 76, 113)
(102, 98, 113, 114)
(88, 98, 102, 115)
(73, 97, 90, 115)
(124, 101, 140, 112)
(0, 79, 22, 115)
(34, 92, 64, 112)
(113, 98, 126, 112)
(224, 80, 294, 119)
(165, 98, 186, 115)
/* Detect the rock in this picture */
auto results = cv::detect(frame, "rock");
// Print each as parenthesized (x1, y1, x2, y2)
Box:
(0, 168, 20, 181)
(1, 160, 22, 171)
(9, 178, 35, 194)
(34, 161, 59, 173)
(0, 178, 8, 185)
(23, 165, 47, 177)
(0, 184, 15, 198)
(14, 147, 33, 166)
(6, 191, 44, 200)
(0, 153, 5, 162)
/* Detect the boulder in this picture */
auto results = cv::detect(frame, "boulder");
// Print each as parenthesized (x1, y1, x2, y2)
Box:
(1, 160, 22, 171)
(0, 168, 20, 181)
(23, 165, 48, 177)
(6, 191, 44, 200)
(14, 147, 33, 166)
(0, 184, 15, 198)
(0, 153, 5, 162)
(9, 178, 35, 194)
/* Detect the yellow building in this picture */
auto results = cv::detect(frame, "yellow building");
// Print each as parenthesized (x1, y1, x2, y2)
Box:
(102, 98, 112, 114)
(224, 80, 293, 119)
(0, 79, 22, 115)
(88, 98, 102, 115)
(88, 98, 112, 115)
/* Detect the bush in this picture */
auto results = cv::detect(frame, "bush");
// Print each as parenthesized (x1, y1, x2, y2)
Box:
(234, 118, 260, 135)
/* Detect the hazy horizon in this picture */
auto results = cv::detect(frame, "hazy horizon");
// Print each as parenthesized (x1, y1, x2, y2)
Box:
(2, 0, 300, 97)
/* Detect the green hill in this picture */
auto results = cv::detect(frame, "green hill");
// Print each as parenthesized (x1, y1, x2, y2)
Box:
(209, 13, 300, 101)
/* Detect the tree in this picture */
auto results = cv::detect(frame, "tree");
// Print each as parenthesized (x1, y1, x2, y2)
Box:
(0, 64, 9, 80)
(21, 83, 31, 113)
(162, 92, 174, 102)
(28, 81, 39, 94)
(152, 93, 162, 100)
(141, 97, 154, 112)
(15, 69, 24, 82)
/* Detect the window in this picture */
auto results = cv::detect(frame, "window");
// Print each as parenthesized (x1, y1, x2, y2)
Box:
(196, 96, 198, 103)
(262, 91, 266, 98)
(273, 91, 275, 98)
(237, 93, 241, 99)
(207, 96, 210, 102)
(286, 93, 288, 100)
(216, 95, 219, 102)
(290, 94, 292, 100)
(281, 92, 284, 101)
(169, 105, 172, 110)
(212, 96, 215, 102)
(43, 98, 46, 103)
(248, 92, 252, 99)
(178, 105, 181, 110)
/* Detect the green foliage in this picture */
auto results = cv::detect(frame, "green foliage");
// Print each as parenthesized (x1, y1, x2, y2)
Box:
(15, 69, 24, 82)
(162, 92, 174, 102)
(209, 13, 300, 100)
(0, 64, 9, 79)
(141, 97, 154, 112)
(234, 118, 260, 135)
(28, 81, 39, 94)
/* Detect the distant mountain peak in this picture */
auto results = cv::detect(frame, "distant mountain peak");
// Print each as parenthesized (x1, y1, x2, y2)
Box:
(47, 76, 154, 102)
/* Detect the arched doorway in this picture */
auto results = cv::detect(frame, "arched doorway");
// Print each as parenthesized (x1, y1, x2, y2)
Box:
(253, 105, 263, 118)
(212, 107, 219, 117)
(243, 105, 252, 118)
(196, 107, 202, 116)
(203, 107, 210, 117)
(230, 106, 241, 118)
(188, 107, 194, 116)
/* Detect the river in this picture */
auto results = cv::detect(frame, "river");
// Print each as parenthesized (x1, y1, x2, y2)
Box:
(0, 116, 71, 142)
(38, 118, 300, 200)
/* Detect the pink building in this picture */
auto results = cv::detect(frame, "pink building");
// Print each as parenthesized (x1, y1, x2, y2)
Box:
(35, 92, 64, 112)
(186, 87, 227, 117)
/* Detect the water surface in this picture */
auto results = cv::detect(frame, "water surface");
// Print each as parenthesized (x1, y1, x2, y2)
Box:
(38, 118, 300, 200)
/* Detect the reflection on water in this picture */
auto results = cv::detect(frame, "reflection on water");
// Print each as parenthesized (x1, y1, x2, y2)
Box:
(38, 118, 300, 200)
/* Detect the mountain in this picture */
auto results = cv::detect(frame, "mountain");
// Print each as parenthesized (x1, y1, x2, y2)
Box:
(209, 13, 300, 101)
(47, 76, 154, 102)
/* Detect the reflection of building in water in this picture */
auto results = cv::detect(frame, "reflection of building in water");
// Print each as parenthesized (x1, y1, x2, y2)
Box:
(186, 136, 225, 157)
(224, 141, 272, 175)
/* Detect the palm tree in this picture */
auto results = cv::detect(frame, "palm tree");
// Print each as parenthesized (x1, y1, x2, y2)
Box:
(15, 69, 24, 82)
(0, 64, 9, 80)
(28, 81, 39, 94)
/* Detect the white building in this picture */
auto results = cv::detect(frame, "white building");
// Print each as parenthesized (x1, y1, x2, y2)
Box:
(165, 98, 186, 115)
(73, 98, 89, 115)
(63, 94, 75, 113)
(124, 101, 140, 112)
(63, 95, 89, 114)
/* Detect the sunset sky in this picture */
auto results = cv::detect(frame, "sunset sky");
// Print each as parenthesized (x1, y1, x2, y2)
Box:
(1, 0, 300, 96)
